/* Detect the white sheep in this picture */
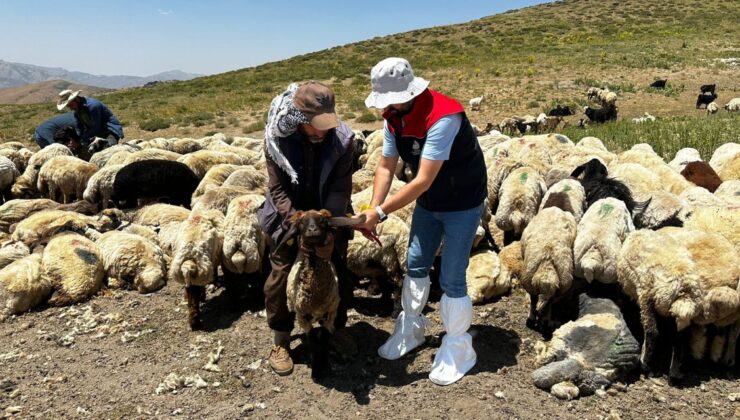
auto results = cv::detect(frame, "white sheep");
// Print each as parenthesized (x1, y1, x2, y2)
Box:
(495, 166, 547, 239)
(83, 164, 124, 209)
(37, 156, 98, 203)
(122, 149, 182, 165)
(539, 178, 586, 222)
(11, 144, 72, 198)
(724, 98, 740, 112)
(617, 229, 702, 378)
(469, 95, 485, 111)
(222, 166, 268, 193)
(177, 150, 254, 178)
(714, 180, 740, 207)
(706, 102, 719, 114)
(466, 249, 509, 305)
(192, 164, 243, 199)
(95, 231, 167, 293)
(0, 156, 20, 202)
(168, 209, 224, 329)
(0, 198, 58, 232)
(573, 198, 634, 284)
(631, 112, 655, 124)
(222, 194, 266, 274)
(129, 203, 190, 227)
(10, 208, 122, 248)
(0, 253, 47, 319)
(0, 241, 30, 270)
(669, 148, 702, 173)
(89, 144, 141, 167)
(709, 142, 739, 182)
(42, 233, 105, 306)
(684, 206, 740, 252)
(346, 215, 409, 314)
(520, 207, 577, 332)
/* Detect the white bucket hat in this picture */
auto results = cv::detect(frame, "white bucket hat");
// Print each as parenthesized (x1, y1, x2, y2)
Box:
(57, 89, 81, 111)
(365, 57, 429, 109)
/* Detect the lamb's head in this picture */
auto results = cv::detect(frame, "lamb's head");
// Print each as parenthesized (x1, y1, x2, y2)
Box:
(94, 208, 125, 231)
(291, 209, 332, 249)
(571, 158, 607, 181)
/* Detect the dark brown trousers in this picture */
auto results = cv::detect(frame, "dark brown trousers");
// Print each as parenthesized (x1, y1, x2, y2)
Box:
(263, 234, 353, 333)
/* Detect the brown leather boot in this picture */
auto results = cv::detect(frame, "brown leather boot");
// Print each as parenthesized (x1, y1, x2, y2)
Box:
(268, 344, 293, 376)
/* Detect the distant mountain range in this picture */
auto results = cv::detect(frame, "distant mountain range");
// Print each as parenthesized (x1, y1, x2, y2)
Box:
(0, 59, 202, 89)
(0, 80, 109, 105)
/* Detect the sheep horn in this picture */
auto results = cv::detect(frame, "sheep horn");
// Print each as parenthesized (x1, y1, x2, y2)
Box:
(328, 215, 366, 227)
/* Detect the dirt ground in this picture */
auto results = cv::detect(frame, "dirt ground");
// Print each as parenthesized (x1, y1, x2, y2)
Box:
(1, 277, 738, 419)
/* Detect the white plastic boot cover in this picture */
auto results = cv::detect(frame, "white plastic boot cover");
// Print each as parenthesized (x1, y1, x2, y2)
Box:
(378, 275, 430, 360)
(429, 294, 476, 385)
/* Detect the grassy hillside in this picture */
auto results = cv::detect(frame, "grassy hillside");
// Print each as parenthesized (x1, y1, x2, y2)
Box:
(1, 0, 738, 158)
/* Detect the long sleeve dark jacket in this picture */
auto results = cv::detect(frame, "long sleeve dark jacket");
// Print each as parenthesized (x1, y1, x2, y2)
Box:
(257, 121, 355, 249)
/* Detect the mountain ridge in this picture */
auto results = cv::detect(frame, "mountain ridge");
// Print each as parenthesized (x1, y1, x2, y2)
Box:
(0, 59, 202, 89)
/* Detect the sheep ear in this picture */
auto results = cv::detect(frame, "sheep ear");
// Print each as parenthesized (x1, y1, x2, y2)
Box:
(319, 209, 332, 218)
(289, 211, 303, 225)
(570, 163, 586, 178)
(329, 214, 365, 227)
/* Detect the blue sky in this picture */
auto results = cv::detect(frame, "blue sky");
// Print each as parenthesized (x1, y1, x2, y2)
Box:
(0, 0, 549, 77)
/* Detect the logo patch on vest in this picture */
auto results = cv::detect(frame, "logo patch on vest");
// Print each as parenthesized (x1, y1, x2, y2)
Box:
(411, 140, 421, 156)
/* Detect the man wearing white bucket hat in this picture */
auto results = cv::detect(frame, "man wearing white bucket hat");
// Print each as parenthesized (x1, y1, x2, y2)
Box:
(57, 90, 124, 155)
(356, 57, 487, 385)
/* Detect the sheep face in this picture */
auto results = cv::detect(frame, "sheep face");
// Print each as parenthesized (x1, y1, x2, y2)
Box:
(290, 209, 332, 248)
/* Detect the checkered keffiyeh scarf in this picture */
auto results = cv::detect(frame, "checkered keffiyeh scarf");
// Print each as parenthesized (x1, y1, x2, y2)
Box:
(265, 83, 310, 184)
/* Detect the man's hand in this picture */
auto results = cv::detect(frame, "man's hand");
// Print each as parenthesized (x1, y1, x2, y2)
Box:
(354, 209, 379, 231)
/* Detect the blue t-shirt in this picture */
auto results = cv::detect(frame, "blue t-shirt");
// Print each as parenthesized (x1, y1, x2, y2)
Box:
(382, 113, 462, 161)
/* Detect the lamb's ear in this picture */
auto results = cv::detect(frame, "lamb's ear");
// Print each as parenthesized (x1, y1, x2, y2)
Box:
(289, 211, 304, 225)
(570, 163, 586, 178)
(328, 214, 365, 227)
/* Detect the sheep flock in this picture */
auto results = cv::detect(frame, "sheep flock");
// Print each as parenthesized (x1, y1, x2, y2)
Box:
(0, 127, 738, 400)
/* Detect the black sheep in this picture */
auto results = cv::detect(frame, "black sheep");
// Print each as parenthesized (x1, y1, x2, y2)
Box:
(547, 105, 574, 117)
(112, 159, 199, 209)
(700, 83, 716, 95)
(696, 93, 717, 109)
(570, 159, 648, 217)
(649, 79, 667, 89)
(583, 105, 617, 123)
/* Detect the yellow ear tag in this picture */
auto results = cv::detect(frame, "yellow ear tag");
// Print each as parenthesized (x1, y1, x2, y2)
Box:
(287, 239, 294, 246)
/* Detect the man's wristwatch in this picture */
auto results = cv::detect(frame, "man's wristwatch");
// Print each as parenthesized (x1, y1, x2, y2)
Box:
(375, 205, 388, 222)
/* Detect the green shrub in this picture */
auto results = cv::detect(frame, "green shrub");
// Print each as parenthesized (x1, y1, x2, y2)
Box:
(356, 112, 380, 123)
(139, 118, 171, 132)
(242, 121, 263, 134)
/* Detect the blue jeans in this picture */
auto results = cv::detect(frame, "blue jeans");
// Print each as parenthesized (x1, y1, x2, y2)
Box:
(406, 202, 485, 298)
